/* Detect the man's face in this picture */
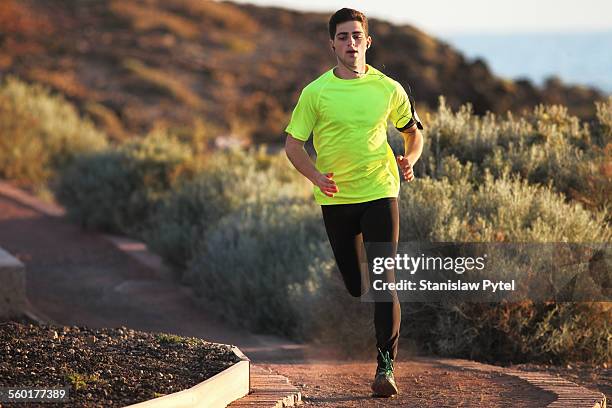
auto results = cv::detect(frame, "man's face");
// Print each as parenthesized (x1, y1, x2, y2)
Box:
(330, 20, 372, 68)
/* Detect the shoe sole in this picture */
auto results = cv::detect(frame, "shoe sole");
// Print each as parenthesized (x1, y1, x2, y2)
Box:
(371, 378, 399, 398)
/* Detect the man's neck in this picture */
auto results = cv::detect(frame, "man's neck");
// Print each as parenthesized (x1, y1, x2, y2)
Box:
(334, 61, 368, 79)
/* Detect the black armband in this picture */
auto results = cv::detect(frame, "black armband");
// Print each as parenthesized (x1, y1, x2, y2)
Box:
(396, 83, 424, 131)
(396, 114, 424, 132)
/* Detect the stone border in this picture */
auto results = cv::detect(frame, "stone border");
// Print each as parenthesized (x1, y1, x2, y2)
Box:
(0, 181, 65, 217)
(435, 358, 607, 408)
(0, 247, 26, 320)
(124, 346, 249, 408)
(0, 245, 50, 325)
(101, 234, 176, 282)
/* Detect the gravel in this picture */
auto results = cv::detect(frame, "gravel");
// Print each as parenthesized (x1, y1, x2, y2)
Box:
(0, 320, 242, 407)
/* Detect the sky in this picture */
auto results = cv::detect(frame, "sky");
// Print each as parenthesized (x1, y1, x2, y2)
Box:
(228, 0, 612, 36)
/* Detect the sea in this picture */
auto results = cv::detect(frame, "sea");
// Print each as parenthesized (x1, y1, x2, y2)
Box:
(441, 31, 612, 94)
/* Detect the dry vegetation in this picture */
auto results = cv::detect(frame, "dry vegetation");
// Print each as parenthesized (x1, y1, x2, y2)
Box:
(0, 0, 606, 144)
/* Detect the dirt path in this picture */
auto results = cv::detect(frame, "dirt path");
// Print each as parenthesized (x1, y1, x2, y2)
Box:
(0, 182, 605, 407)
(257, 359, 555, 407)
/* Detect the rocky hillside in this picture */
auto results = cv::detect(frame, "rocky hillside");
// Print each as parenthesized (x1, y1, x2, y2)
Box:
(0, 0, 605, 143)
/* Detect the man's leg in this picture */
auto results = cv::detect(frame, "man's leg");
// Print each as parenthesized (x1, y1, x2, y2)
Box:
(320, 203, 368, 298)
(360, 198, 401, 368)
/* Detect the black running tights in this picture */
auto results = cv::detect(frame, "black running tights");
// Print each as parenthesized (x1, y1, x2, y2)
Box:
(321, 197, 401, 366)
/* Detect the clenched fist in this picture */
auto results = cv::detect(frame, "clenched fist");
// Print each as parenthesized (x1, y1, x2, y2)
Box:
(396, 155, 414, 182)
(314, 172, 339, 197)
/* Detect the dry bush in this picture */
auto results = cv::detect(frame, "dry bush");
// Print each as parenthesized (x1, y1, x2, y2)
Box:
(84, 102, 129, 142)
(594, 96, 612, 147)
(110, 0, 200, 39)
(0, 76, 107, 186)
(27, 68, 92, 99)
(144, 148, 309, 270)
(123, 59, 204, 109)
(56, 129, 196, 234)
(164, 0, 259, 33)
(570, 143, 612, 223)
(419, 301, 612, 365)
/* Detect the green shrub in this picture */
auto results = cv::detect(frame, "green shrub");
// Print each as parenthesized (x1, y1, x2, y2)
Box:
(56, 129, 195, 234)
(142, 148, 325, 338)
(569, 143, 612, 222)
(185, 198, 331, 338)
(422, 97, 598, 198)
(142, 148, 309, 271)
(412, 301, 611, 365)
(0, 76, 107, 186)
(398, 157, 610, 243)
(482, 110, 588, 194)
(423, 98, 504, 168)
(593, 96, 612, 147)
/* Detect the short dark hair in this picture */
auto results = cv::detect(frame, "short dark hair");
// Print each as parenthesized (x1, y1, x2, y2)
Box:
(328, 8, 368, 40)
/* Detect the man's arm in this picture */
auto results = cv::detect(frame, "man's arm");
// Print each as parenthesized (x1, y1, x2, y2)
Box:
(401, 124, 423, 165)
(396, 124, 424, 182)
(285, 134, 338, 197)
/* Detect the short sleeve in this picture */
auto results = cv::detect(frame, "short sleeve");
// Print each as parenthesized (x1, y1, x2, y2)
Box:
(388, 82, 412, 130)
(285, 87, 317, 141)
(389, 82, 424, 131)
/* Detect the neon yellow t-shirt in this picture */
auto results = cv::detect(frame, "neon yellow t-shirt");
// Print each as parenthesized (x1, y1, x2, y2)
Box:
(285, 65, 413, 205)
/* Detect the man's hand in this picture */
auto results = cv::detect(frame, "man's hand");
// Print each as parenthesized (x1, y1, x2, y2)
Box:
(314, 172, 339, 197)
(396, 155, 414, 182)
(398, 123, 423, 182)
(285, 135, 339, 197)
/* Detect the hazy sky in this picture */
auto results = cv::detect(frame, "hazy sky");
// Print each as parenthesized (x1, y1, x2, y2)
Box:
(228, 0, 612, 35)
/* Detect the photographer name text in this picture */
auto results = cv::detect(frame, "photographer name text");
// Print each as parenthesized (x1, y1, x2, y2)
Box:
(373, 279, 515, 292)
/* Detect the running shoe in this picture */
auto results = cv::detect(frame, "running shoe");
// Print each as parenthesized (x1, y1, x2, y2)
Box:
(371, 348, 399, 397)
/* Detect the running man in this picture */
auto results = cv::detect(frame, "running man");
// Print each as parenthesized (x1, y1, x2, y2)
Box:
(284, 8, 424, 398)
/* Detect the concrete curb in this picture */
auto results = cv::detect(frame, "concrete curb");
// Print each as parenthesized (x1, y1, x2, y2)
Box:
(0, 246, 26, 320)
(435, 358, 607, 408)
(124, 346, 250, 408)
(0, 181, 65, 217)
(101, 233, 176, 282)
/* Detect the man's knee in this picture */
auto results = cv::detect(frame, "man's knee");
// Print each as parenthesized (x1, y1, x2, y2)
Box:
(374, 288, 400, 303)
(346, 281, 367, 297)
(337, 264, 369, 298)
